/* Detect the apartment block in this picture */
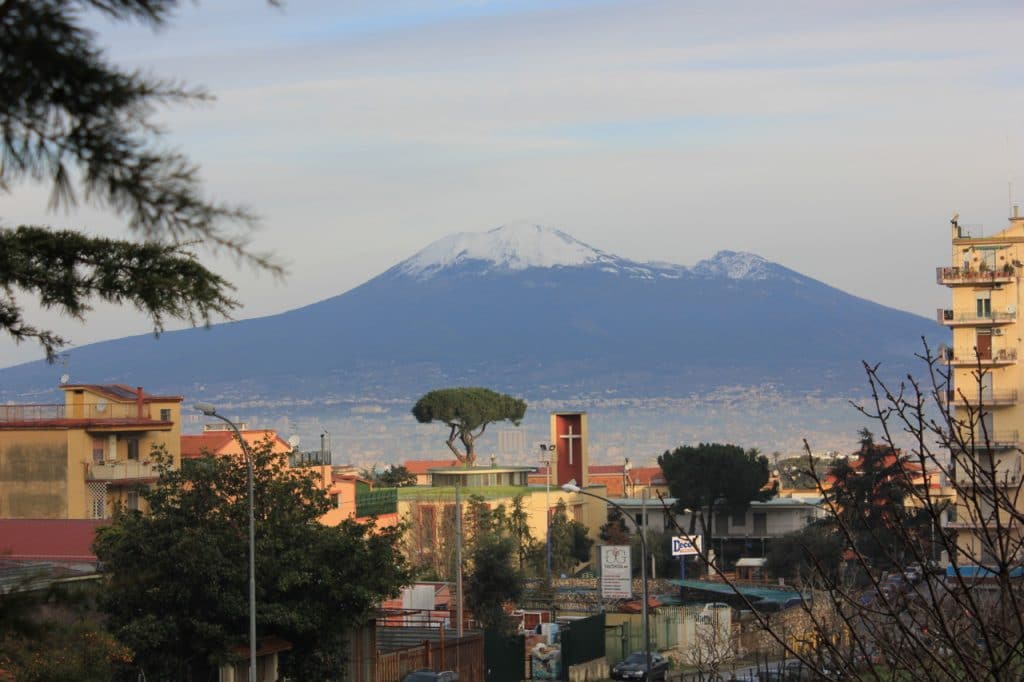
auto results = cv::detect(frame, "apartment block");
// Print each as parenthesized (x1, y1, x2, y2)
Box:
(0, 384, 181, 519)
(939, 210, 1024, 567)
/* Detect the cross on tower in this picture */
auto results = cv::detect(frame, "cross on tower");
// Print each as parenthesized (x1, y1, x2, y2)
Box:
(560, 425, 581, 465)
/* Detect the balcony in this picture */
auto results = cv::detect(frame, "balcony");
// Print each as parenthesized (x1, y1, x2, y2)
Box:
(955, 468, 1022, 488)
(937, 266, 1015, 286)
(951, 430, 1021, 450)
(939, 389, 1018, 407)
(86, 459, 162, 483)
(940, 346, 1017, 366)
(936, 308, 1016, 326)
(0, 403, 170, 430)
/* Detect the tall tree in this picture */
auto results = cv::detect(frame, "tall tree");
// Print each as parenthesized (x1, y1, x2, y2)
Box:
(465, 534, 525, 634)
(549, 501, 593, 576)
(94, 442, 410, 680)
(826, 428, 924, 570)
(411, 387, 526, 465)
(658, 443, 772, 539)
(0, 0, 281, 359)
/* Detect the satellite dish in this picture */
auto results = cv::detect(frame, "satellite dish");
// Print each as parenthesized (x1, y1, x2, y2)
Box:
(287, 435, 301, 449)
(59, 373, 70, 385)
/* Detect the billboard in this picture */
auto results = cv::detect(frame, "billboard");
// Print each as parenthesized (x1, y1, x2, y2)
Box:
(671, 534, 702, 556)
(600, 545, 632, 599)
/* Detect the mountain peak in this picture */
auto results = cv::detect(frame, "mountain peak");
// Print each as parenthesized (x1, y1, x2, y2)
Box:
(397, 222, 615, 279)
(692, 250, 776, 280)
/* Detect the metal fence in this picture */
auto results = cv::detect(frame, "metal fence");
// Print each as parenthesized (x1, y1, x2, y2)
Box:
(357, 488, 398, 516)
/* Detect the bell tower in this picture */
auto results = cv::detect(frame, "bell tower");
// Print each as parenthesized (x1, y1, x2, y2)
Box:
(549, 411, 588, 487)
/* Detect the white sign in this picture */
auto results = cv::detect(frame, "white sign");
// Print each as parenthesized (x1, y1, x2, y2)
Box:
(600, 545, 632, 599)
(671, 535, 702, 557)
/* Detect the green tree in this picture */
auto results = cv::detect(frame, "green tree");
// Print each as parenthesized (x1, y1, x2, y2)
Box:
(376, 464, 418, 487)
(765, 521, 845, 584)
(549, 501, 593, 576)
(1, 0, 281, 359)
(826, 429, 925, 570)
(658, 442, 772, 539)
(599, 507, 632, 545)
(94, 442, 410, 680)
(465, 534, 525, 634)
(411, 387, 527, 465)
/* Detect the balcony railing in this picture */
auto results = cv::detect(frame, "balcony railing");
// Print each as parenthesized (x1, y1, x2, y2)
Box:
(0, 403, 159, 422)
(87, 459, 161, 482)
(952, 430, 1021, 449)
(936, 308, 1016, 325)
(940, 346, 1018, 365)
(937, 266, 1015, 285)
(940, 389, 1018, 407)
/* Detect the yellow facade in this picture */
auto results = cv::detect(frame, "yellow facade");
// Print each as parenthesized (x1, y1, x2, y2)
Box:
(0, 384, 182, 519)
(940, 211, 1024, 564)
(397, 481, 608, 570)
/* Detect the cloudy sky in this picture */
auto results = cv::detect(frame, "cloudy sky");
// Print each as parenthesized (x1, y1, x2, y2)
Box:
(4, 0, 1024, 368)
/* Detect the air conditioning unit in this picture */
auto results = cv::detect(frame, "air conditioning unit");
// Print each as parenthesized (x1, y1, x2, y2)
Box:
(1009, 305, 1017, 314)
(993, 329, 1004, 336)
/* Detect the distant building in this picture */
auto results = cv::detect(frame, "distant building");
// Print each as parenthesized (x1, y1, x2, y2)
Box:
(0, 384, 181, 519)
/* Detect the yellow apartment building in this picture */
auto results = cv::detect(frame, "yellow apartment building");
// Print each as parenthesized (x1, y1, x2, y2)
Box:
(399, 464, 607, 574)
(939, 210, 1024, 568)
(0, 384, 181, 519)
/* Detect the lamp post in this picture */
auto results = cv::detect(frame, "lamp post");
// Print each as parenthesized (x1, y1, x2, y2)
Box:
(561, 480, 650, 677)
(195, 403, 256, 682)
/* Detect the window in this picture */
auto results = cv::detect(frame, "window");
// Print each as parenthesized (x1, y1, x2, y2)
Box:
(753, 513, 767, 535)
(88, 482, 107, 519)
(731, 510, 746, 527)
(977, 293, 992, 319)
(714, 511, 730, 534)
(127, 491, 139, 512)
(127, 438, 140, 460)
(330, 493, 340, 509)
(573, 504, 583, 522)
(91, 438, 104, 464)
(160, 408, 172, 421)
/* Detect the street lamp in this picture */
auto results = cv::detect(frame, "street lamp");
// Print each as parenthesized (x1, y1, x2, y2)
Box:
(561, 480, 651, 677)
(194, 402, 256, 682)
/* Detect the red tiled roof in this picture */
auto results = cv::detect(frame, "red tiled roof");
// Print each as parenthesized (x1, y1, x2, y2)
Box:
(589, 465, 626, 474)
(181, 430, 291, 459)
(0, 519, 106, 561)
(404, 459, 459, 475)
(60, 383, 182, 403)
(629, 466, 666, 485)
(181, 432, 234, 458)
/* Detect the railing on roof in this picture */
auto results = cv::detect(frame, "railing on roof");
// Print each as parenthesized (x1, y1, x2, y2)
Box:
(936, 266, 1014, 285)
(0, 403, 157, 421)
(356, 488, 398, 517)
(289, 450, 332, 467)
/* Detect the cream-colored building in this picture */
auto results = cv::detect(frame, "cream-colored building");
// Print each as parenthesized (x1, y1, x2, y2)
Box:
(0, 384, 182, 519)
(939, 211, 1024, 568)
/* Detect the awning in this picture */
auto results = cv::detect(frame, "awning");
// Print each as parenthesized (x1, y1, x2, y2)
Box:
(735, 558, 767, 568)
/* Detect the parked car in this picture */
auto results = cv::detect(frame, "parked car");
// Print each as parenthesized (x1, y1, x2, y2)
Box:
(610, 651, 669, 681)
(401, 670, 458, 682)
(698, 601, 732, 623)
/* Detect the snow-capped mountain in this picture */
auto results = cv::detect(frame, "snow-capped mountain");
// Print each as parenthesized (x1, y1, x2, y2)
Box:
(0, 223, 942, 401)
(398, 222, 621, 278)
(395, 222, 786, 282)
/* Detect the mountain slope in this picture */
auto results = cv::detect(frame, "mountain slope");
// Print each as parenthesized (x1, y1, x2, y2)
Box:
(0, 223, 943, 400)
